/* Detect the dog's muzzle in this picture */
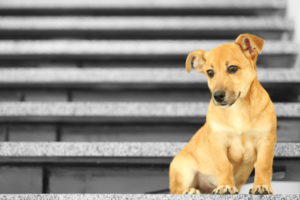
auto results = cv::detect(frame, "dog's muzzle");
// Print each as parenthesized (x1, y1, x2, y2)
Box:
(213, 91, 241, 107)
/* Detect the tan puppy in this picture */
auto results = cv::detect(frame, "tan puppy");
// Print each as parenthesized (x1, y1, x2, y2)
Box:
(169, 34, 277, 195)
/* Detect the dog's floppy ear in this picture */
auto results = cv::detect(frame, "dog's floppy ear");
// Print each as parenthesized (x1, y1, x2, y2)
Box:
(235, 34, 264, 60)
(186, 49, 207, 73)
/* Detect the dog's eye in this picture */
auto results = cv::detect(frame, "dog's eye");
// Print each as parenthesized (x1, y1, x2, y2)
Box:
(207, 70, 214, 78)
(228, 65, 238, 74)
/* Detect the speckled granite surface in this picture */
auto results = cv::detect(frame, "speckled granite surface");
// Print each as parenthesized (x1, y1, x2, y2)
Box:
(0, 142, 185, 157)
(0, 17, 292, 30)
(0, 68, 298, 84)
(0, 142, 298, 157)
(262, 195, 300, 200)
(0, 102, 208, 117)
(0, 102, 297, 117)
(0, 0, 285, 9)
(0, 68, 207, 83)
(257, 69, 300, 83)
(274, 143, 300, 157)
(274, 103, 300, 117)
(0, 194, 298, 200)
(0, 40, 296, 55)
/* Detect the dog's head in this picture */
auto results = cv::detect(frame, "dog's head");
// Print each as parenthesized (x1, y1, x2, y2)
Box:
(186, 34, 264, 107)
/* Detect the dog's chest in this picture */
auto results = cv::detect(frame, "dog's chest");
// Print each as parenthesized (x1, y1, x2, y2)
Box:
(209, 120, 263, 164)
(230, 117, 250, 134)
(227, 134, 257, 164)
(209, 105, 273, 164)
(211, 121, 261, 163)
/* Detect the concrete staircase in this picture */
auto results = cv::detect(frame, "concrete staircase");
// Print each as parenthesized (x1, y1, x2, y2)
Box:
(0, 0, 298, 197)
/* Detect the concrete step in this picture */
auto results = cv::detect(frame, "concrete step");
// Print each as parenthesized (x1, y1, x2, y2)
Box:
(10, 87, 300, 104)
(0, 16, 292, 40)
(70, 87, 300, 103)
(0, 118, 298, 142)
(0, 40, 295, 67)
(0, 195, 297, 200)
(0, 142, 297, 194)
(0, 67, 298, 102)
(0, 0, 286, 16)
(0, 102, 297, 123)
(0, 142, 298, 160)
(0, 40, 295, 56)
(0, 68, 298, 85)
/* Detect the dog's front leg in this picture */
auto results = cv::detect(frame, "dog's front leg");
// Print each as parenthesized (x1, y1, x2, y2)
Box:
(209, 133, 238, 195)
(250, 135, 276, 195)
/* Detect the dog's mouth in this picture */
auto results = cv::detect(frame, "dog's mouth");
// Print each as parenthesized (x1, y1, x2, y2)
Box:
(229, 92, 241, 106)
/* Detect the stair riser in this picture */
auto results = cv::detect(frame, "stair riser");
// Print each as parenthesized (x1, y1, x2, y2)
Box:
(0, 55, 295, 70)
(0, 87, 298, 102)
(0, 119, 298, 142)
(0, 30, 287, 40)
(0, 8, 286, 16)
(0, 160, 295, 194)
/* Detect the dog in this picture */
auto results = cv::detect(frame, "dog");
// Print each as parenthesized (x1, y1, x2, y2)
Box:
(169, 34, 277, 195)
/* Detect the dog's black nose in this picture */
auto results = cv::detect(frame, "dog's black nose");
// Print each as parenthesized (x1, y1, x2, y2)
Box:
(214, 90, 226, 103)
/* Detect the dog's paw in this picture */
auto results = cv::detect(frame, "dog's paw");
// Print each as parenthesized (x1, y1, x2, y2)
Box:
(212, 185, 238, 195)
(249, 185, 273, 195)
(182, 188, 201, 194)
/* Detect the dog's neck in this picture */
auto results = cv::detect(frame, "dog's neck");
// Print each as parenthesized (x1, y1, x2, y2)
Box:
(243, 77, 268, 105)
(232, 77, 269, 119)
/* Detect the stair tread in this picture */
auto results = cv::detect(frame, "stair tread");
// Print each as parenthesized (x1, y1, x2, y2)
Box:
(0, 40, 296, 55)
(0, 68, 298, 83)
(0, 102, 297, 117)
(0, 142, 297, 157)
(0, 194, 296, 199)
(0, 0, 285, 9)
(0, 16, 292, 30)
